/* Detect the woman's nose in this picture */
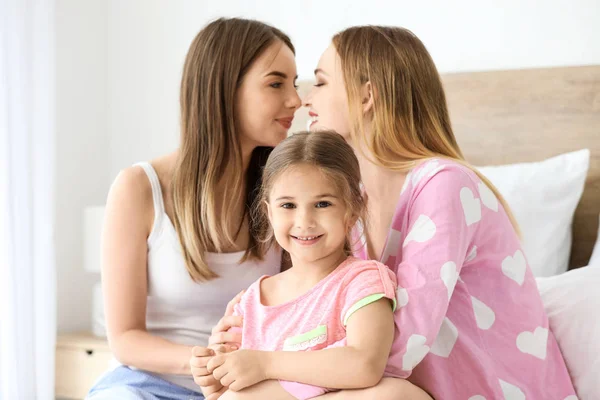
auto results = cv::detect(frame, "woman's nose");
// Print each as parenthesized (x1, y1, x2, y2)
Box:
(287, 88, 302, 110)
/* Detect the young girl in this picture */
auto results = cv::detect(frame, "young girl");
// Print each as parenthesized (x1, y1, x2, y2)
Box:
(88, 18, 301, 400)
(202, 131, 430, 400)
(304, 26, 577, 399)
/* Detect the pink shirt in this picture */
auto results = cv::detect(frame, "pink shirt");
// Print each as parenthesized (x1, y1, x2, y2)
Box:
(234, 257, 397, 353)
(354, 158, 577, 399)
(233, 258, 398, 399)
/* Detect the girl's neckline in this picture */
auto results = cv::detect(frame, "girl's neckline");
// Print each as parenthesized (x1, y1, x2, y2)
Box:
(257, 257, 355, 309)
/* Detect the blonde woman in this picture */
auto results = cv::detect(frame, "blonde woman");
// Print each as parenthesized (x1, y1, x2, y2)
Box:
(87, 18, 301, 400)
(304, 26, 577, 399)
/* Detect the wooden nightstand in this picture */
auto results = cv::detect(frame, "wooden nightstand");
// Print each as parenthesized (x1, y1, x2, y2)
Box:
(55, 332, 112, 399)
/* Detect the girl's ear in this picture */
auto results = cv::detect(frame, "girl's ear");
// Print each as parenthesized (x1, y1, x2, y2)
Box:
(346, 213, 359, 231)
(361, 81, 374, 115)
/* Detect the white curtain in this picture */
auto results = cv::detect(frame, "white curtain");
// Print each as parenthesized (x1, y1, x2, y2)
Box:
(0, 0, 57, 399)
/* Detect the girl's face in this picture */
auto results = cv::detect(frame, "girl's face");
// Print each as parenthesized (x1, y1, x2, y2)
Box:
(267, 164, 349, 266)
(236, 42, 301, 152)
(304, 44, 351, 139)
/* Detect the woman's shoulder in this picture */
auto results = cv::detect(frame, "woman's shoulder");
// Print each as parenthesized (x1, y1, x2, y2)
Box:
(109, 166, 153, 207)
(407, 157, 480, 194)
(104, 166, 155, 238)
(110, 152, 177, 210)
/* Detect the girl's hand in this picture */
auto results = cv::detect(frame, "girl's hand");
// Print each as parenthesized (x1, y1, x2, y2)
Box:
(208, 290, 245, 351)
(190, 345, 225, 395)
(205, 386, 228, 400)
(207, 349, 270, 391)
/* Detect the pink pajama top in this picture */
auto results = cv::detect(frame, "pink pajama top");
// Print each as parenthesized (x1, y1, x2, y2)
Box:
(354, 158, 577, 399)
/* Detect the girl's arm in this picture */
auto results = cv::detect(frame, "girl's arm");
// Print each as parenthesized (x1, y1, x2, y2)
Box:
(209, 297, 394, 391)
(264, 298, 394, 388)
(102, 167, 193, 375)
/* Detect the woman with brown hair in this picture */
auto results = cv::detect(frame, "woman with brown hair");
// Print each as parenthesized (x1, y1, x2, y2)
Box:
(86, 17, 301, 400)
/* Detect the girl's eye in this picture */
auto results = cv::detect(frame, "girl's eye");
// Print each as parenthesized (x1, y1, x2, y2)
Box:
(270, 82, 283, 89)
(281, 203, 295, 209)
(316, 201, 332, 208)
(314, 82, 325, 87)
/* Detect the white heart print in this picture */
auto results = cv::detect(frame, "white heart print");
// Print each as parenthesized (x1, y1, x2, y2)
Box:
(403, 215, 436, 247)
(478, 182, 499, 212)
(468, 396, 486, 400)
(499, 379, 525, 400)
(466, 245, 478, 262)
(427, 165, 445, 178)
(460, 187, 482, 226)
(396, 287, 409, 308)
(430, 317, 458, 358)
(412, 160, 440, 186)
(381, 228, 402, 264)
(402, 334, 430, 371)
(471, 296, 496, 330)
(441, 261, 459, 300)
(400, 176, 410, 194)
(502, 250, 527, 286)
(516, 326, 548, 360)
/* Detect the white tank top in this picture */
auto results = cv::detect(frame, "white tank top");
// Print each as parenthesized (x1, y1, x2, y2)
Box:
(134, 162, 281, 391)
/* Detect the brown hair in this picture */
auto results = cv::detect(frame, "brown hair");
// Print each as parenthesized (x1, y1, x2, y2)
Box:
(172, 18, 294, 282)
(332, 26, 520, 234)
(253, 131, 366, 257)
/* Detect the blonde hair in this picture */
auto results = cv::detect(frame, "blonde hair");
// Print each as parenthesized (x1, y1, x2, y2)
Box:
(332, 26, 520, 234)
(254, 131, 366, 257)
(173, 18, 294, 282)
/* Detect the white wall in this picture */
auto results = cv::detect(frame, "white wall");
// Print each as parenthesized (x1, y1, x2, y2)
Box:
(56, 0, 599, 331)
(106, 0, 600, 177)
(56, 0, 109, 332)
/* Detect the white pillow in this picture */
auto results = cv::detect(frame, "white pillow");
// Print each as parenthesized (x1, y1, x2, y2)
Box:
(478, 149, 590, 277)
(589, 214, 600, 267)
(536, 267, 600, 399)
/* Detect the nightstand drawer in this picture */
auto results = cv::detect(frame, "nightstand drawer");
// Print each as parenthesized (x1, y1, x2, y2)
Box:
(55, 333, 112, 399)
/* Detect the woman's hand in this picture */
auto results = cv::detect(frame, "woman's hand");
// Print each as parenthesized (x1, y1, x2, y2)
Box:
(208, 290, 245, 351)
(207, 349, 270, 392)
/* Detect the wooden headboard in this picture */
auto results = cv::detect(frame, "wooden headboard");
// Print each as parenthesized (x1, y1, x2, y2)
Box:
(294, 65, 600, 269)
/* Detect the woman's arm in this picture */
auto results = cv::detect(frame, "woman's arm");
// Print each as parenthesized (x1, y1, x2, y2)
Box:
(209, 298, 394, 391)
(102, 167, 192, 375)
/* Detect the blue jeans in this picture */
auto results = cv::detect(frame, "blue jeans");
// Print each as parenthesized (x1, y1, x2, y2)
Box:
(87, 366, 205, 400)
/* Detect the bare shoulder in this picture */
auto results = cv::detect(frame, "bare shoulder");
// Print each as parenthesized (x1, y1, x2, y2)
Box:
(108, 166, 152, 206)
(106, 165, 154, 235)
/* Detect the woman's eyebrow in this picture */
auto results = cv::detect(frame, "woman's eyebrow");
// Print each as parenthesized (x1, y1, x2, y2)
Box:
(264, 71, 298, 80)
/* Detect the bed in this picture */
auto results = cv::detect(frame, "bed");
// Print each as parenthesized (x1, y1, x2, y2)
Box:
(293, 65, 600, 399)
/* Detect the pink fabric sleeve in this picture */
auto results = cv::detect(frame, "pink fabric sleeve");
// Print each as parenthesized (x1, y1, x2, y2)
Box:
(340, 260, 398, 326)
(391, 168, 479, 377)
